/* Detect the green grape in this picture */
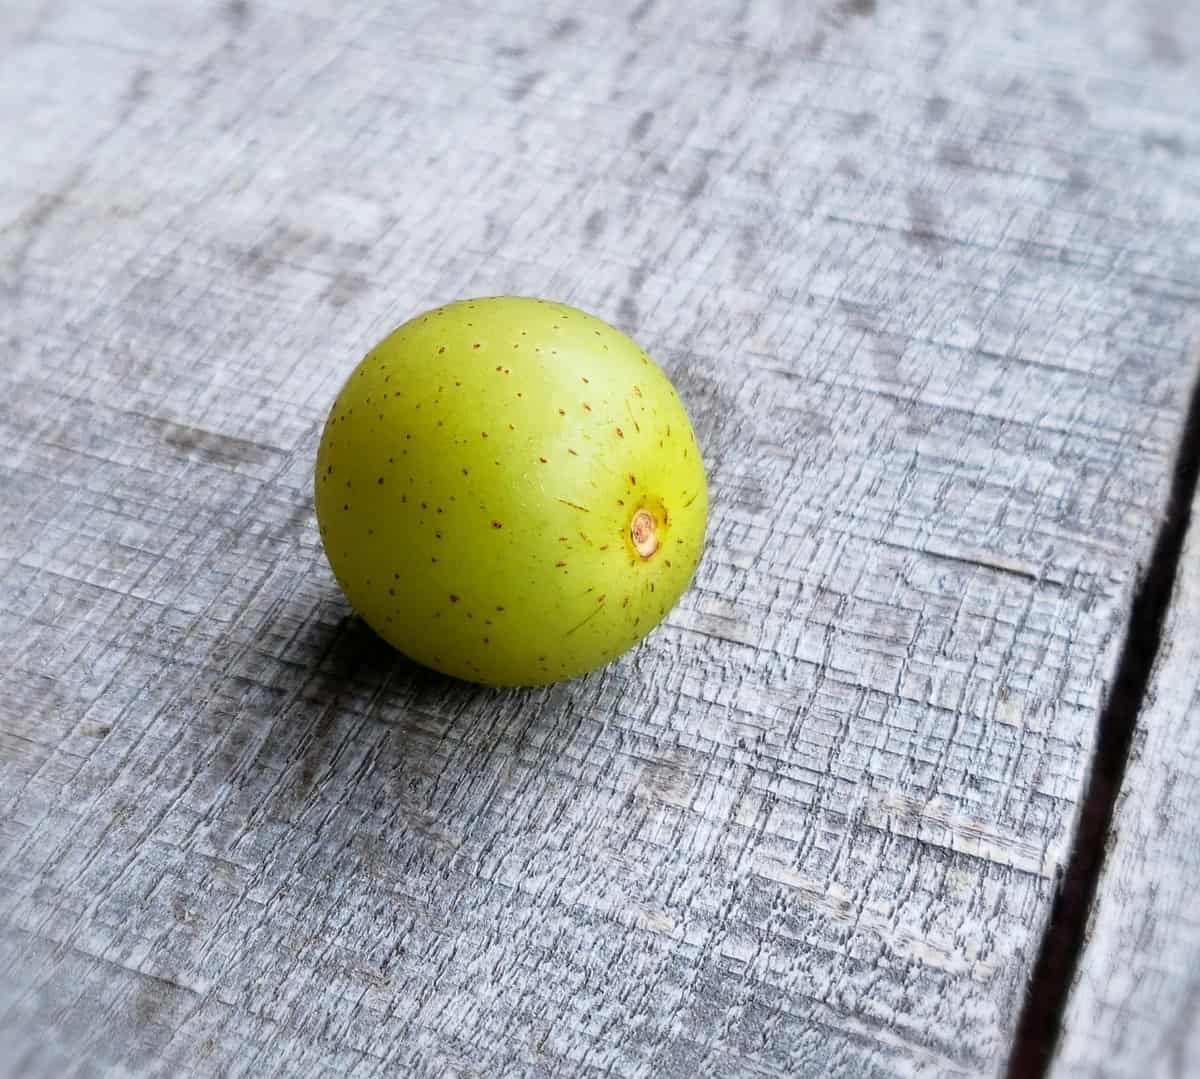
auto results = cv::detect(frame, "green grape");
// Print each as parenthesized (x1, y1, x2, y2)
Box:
(314, 296, 708, 686)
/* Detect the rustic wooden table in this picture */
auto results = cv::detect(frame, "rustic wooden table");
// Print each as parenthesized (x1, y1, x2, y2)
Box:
(2, 2, 1198, 1076)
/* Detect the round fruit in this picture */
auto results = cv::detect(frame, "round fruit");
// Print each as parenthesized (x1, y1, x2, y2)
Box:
(314, 296, 708, 686)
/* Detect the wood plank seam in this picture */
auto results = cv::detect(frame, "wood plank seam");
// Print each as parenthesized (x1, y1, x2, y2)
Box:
(1006, 358, 1200, 1078)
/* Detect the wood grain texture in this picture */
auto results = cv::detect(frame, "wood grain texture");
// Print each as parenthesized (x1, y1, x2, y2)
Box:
(1051, 474, 1200, 1079)
(1, 1, 1197, 1076)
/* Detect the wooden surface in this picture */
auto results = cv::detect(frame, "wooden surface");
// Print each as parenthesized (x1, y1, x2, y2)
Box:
(1051, 476, 1200, 1079)
(1, 1, 1198, 1076)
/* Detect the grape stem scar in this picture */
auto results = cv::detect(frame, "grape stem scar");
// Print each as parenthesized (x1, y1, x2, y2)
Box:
(631, 508, 659, 559)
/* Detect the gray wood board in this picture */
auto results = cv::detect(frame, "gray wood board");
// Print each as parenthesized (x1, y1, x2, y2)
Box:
(1, 1, 1197, 1076)
(1052, 478, 1200, 1077)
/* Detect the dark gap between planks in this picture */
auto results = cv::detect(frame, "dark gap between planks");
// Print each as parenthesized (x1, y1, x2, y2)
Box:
(1005, 362, 1200, 1079)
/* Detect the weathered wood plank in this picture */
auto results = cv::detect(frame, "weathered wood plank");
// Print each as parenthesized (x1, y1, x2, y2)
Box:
(1, 1, 1198, 1077)
(1051, 472, 1200, 1078)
